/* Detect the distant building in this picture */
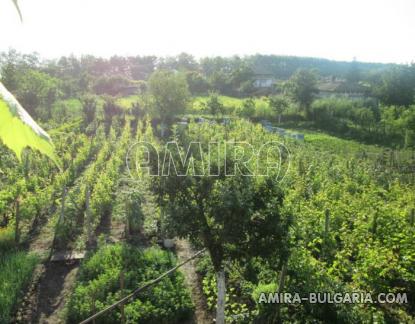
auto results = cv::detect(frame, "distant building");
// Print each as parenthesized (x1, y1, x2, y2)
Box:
(317, 77, 369, 99)
(253, 74, 275, 88)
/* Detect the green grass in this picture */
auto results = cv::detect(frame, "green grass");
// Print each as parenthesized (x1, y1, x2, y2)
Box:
(191, 95, 271, 117)
(0, 226, 15, 253)
(0, 227, 39, 323)
(52, 98, 82, 114)
(0, 250, 39, 323)
(116, 95, 141, 109)
(284, 127, 383, 154)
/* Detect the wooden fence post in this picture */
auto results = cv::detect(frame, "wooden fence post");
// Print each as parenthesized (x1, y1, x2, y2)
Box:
(125, 200, 130, 239)
(15, 198, 20, 245)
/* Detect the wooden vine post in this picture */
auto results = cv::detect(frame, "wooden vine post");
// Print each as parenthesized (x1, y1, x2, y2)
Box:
(86, 186, 93, 247)
(60, 185, 67, 223)
(125, 199, 130, 240)
(14, 197, 20, 245)
(410, 208, 414, 227)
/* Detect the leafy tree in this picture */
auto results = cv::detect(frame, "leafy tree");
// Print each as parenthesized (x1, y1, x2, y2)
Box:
(93, 75, 132, 96)
(151, 126, 291, 323)
(230, 63, 254, 96)
(186, 71, 210, 95)
(374, 67, 415, 107)
(286, 69, 319, 118)
(203, 92, 224, 116)
(268, 95, 290, 124)
(16, 69, 61, 119)
(129, 55, 156, 80)
(209, 70, 231, 94)
(240, 98, 256, 118)
(0, 49, 20, 92)
(148, 70, 190, 136)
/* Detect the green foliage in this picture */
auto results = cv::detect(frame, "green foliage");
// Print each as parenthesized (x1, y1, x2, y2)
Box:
(148, 70, 190, 123)
(2, 47, 415, 324)
(286, 69, 319, 117)
(202, 271, 251, 323)
(268, 95, 290, 123)
(15, 69, 61, 119)
(240, 98, 256, 118)
(307, 97, 415, 147)
(93, 75, 134, 96)
(0, 251, 38, 323)
(151, 120, 292, 269)
(67, 244, 194, 323)
(81, 95, 98, 125)
(186, 71, 210, 95)
(0, 83, 59, 165)
(203, 92, 224, 116)
(373, 66, 415, 107)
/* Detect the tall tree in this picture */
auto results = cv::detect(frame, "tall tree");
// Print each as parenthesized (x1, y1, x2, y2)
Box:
(151, 123, 291, 323)
(286, 69, 319, 118)
(268, 95, 290, 124)
(203, 92, 224, 116)
(241, 98, 256, 118)
(148, 70, 190, 136)
(374, 67, 415, 107)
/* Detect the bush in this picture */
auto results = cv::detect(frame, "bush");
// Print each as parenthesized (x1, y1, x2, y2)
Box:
(67, 244, 194, 323)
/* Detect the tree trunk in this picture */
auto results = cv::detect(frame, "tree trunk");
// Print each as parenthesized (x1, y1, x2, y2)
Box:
(274, 262, 287, 322)
(278, 114, 281, 124)
(278, 263, 287, 293)
(215, 268, 226, 324)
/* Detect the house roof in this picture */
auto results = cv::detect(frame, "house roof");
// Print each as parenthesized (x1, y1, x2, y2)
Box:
(317, 81, 343, 92)
(317, 81, 367, 93)
(253, 74, 275, 80)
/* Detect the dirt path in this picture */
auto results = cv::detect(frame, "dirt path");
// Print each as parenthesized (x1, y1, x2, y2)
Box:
(176, 239, 212, 324)
(34, 262, 79, 324)
(15, 213, 81, 324)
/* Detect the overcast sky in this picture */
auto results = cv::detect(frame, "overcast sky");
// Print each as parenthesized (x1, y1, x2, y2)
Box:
(0, 0, 414, 63)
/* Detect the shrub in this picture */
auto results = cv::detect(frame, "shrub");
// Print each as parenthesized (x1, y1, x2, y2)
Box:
(67, 244, 194, 323)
